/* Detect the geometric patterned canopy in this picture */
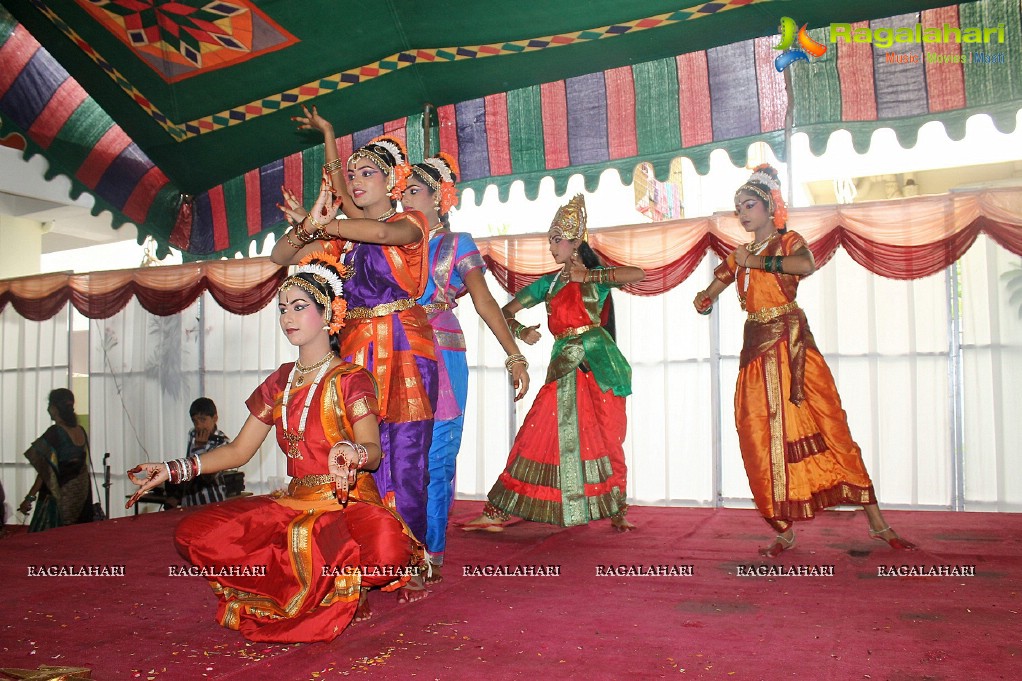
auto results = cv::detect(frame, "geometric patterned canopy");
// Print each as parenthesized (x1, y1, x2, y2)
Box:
(1, 0, 1018, 259)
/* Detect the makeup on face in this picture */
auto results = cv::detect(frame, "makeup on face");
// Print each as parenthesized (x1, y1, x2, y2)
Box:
(402, 176, 435, 217)
(346, 160, 387, 208)
(278, 288, 323, 343)
(734, 192, 770, 233)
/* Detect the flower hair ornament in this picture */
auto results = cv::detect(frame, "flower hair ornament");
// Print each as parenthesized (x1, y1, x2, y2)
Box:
(347, 135, 412, 201)
(412, 152, 460, 214)
(278, 251, 351, 335)
(549, 193, 588, 242)
(736, 163, 787, 230)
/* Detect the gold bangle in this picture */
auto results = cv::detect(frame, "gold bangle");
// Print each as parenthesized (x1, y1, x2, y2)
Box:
(293, 218, 317, 243)
(284, 229, 304, 249)
(504, 353, 528, 373)
(323, 158, 345, 174)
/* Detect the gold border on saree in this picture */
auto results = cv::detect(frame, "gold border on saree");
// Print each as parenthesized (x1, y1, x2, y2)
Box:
(747, 301, 799, 323)
(345, 298, 418, 319)
(554, 324, 597, 341)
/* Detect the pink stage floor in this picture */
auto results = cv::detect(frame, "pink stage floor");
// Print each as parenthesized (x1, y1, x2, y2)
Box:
(1, 501, 1020, 680)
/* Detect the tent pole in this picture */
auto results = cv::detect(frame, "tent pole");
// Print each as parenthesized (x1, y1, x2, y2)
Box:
(423, 103, 434, 157)
(783, 68, 795, 207)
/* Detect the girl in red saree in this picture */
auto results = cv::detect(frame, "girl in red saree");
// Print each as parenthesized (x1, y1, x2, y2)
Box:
(127, 253, 422, 642)
(693, 165, 915, 557)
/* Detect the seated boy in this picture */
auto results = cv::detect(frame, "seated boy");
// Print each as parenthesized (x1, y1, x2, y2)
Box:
(164, 398, 230, 508)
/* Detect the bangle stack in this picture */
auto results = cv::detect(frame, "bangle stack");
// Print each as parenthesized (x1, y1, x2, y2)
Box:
(323, 158, 345, 174)
(504, 353, 528, 374)
(763, 255, 785, 274)
(332, 440, 369, 470)
(166, 454, 203, 484)
(585, 268, 617, 284)
(305, 214, 331, 240)
(284, 217, 323, 249)
(506, 317, 526, 339)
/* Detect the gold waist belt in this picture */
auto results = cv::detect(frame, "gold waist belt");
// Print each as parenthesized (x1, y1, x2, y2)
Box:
(747, 301, 799, 323)
(421, 301, 451, 314)
(292, 474, 334, 487)
(345, 298, 417, 319)
(554, 324, 598, 341)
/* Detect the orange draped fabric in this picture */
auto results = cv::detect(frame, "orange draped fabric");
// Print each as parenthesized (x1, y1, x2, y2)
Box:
(715, 232, 876, 531)
(2, 189, 1021, 321)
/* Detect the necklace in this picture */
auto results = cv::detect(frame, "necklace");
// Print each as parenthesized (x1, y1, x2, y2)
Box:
(429, 224, 445, 241)
(375, 207, 397, 222)
(747, 233, 776, 254)
(280, 360, 333, 459)
(739, 234, 778, 310)
(293, 351, 334, 387)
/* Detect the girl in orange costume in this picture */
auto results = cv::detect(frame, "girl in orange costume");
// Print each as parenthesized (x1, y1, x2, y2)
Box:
(693, 165, 915, 557)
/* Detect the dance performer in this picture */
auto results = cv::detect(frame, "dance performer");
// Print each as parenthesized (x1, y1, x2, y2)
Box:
(463, 194, 644, 532)
(692, 164, 915, 557)
(127, 253, 422, 642)
(273, 107, 436, 600)
(401, 153, 531, 580)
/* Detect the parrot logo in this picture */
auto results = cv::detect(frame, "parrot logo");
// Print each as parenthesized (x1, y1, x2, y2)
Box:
(774, 16, 827, 71)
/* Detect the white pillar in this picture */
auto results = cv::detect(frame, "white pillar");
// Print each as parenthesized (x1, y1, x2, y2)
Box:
(0, 214, 44, 278)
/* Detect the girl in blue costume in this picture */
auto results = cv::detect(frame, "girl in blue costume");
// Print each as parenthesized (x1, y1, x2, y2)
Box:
(401, 153, 531, 581)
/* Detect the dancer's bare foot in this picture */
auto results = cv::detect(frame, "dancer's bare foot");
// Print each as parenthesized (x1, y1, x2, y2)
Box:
(869, 525, 917, 550)
(397, 574, 428, 604)
(759, 528, 795, 558)
(353, 588, 372, 623)
(461, 514, 505, 532)
(610, 514, 636, 532)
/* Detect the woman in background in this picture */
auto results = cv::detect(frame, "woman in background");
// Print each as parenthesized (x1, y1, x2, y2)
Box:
(19, 388, 95, 532)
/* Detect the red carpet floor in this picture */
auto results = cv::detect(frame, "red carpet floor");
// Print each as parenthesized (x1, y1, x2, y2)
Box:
(1, 501, 1019, 680)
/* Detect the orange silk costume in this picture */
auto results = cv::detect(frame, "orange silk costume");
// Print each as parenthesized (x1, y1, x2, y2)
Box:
(715, 231, 876, 532)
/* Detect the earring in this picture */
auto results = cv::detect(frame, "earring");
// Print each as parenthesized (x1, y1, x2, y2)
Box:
(572, 248, 578, 261)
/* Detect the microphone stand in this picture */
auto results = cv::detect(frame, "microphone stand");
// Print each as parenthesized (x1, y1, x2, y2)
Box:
(103, 452, 112, 520)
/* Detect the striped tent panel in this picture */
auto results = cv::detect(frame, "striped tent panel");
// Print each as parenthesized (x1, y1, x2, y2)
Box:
(152, 0, 1022, 258)
(922, 8, 967, 112)
(0, 19, 174, 239)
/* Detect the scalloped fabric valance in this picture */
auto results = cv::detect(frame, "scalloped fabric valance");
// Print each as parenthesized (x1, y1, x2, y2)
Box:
(3, 188, 1020, 321)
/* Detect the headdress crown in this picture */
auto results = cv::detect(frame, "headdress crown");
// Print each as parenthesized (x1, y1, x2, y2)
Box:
(550, 194, 588, 242)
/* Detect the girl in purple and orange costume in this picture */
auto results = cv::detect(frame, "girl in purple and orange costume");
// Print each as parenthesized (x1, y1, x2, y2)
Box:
(273, 106, 435, 602)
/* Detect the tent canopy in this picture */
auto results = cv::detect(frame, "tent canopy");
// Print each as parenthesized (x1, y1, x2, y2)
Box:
(2, 0, 955, 193)
(1, 0, 1019, 258)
